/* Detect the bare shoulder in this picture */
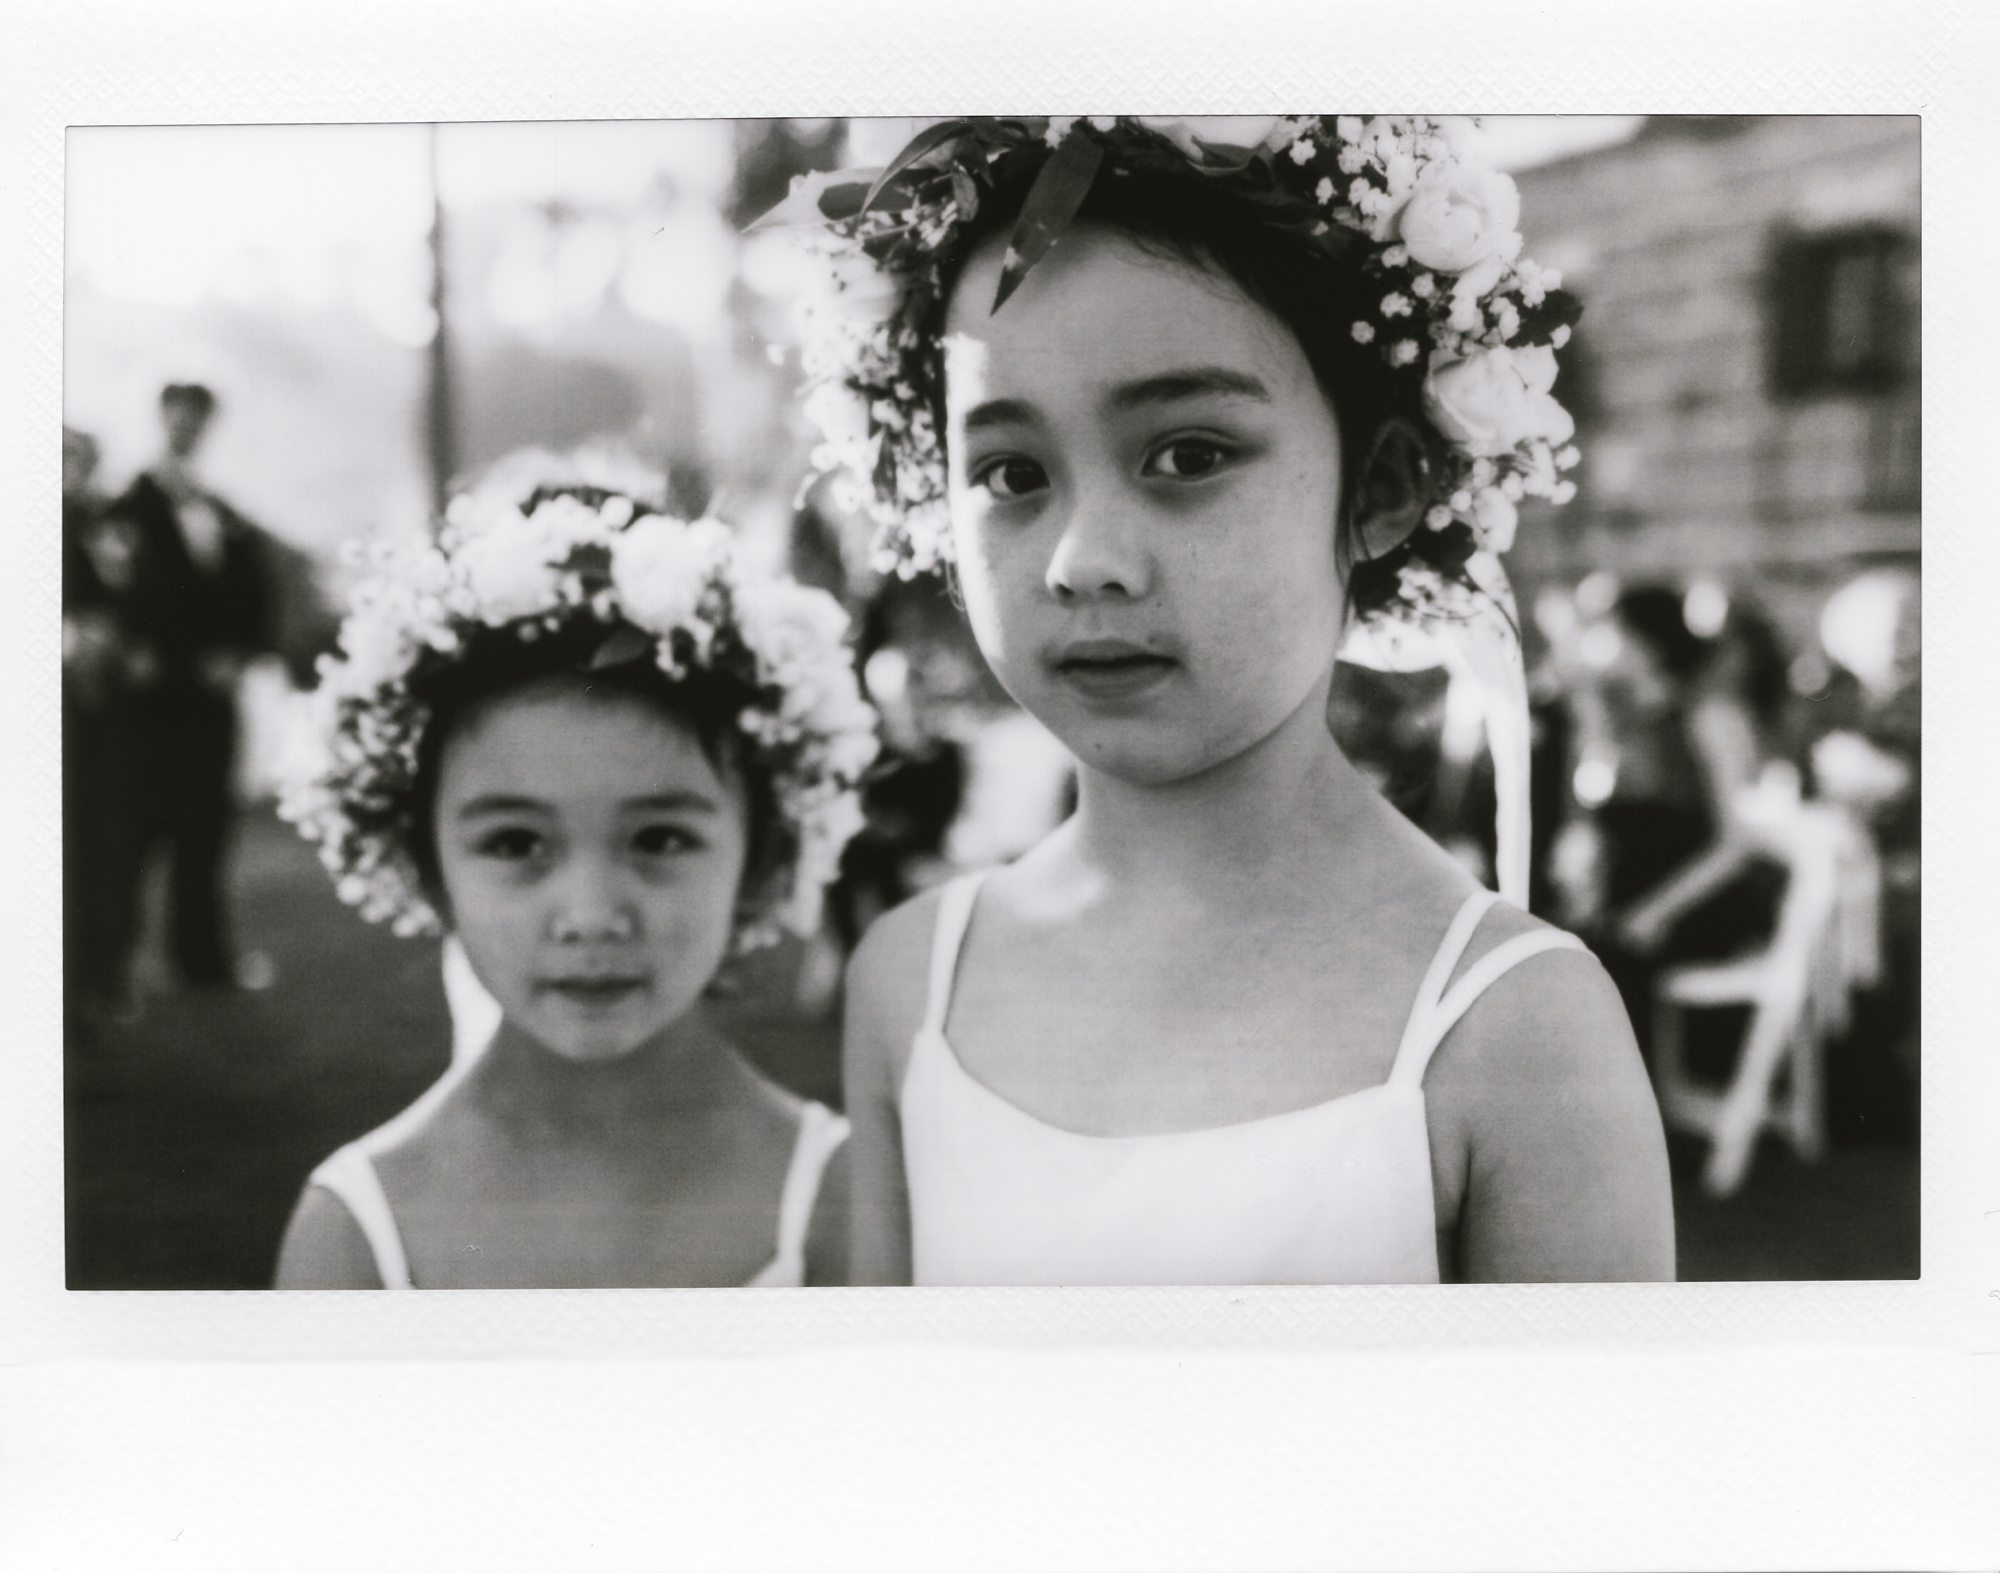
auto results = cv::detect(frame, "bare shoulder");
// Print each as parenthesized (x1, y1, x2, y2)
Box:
(272, 1069, 471, 1290)
(842, 881, 951, 1097)
(273, 1178, 385, 1289)
(1439, 903, 1637, 1070)
(1427, 905, 1676, 1282)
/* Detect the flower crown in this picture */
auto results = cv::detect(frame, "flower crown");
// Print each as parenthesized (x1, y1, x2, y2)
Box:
(279, 449, 880, 952)
(782, 115, 1583, 629)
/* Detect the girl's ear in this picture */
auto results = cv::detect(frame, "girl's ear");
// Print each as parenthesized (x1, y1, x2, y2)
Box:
(1348, 418, 1435, 565)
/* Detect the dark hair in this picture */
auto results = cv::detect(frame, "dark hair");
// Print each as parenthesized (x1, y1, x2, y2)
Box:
(1615, 586, 1708, 679)
(401, 618, 787, 927)
(160, 383, 218, 417)
(1709, 600, 1791, 730)
(926, 159, 1447, 608)
(1615, 585, 1792, 730)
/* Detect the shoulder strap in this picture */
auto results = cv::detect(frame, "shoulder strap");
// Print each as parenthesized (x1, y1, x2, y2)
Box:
(309, 1146, 414, 1290)
(920, 871, 990, 1040)
(1389, 895, 1588, 1088)
(1391, 890, 1500, 1079)
(767, 1101, 852, 1277)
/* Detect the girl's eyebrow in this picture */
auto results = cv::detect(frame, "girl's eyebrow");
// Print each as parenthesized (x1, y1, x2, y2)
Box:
(458, 790, 723, 818)
(962, 369, 1272, 436)
(1105, 367, 1273, 412)
(962, 396, 1039, 436)
(456, 794, 551, 819)
(624, 791, 722, 815)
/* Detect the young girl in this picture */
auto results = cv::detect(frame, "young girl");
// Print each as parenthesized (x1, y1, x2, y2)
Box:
(783, 116, 1675, 1284)
(273, 454, 878, 1288)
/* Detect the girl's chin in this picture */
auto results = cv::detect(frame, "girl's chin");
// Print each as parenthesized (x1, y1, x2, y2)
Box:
(516, 1012, 679, 1065)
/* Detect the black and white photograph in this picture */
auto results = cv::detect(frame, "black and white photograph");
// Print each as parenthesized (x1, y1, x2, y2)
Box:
(60, 114, 1919, 1291)
(7, 2, 1995, 1564)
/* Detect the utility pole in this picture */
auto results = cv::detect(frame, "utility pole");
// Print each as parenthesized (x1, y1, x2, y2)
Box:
(424, 122, 460, 522)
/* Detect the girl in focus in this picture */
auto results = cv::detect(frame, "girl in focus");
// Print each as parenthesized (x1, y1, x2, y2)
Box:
(274, 455, 877, 1288)
(782, 116, 1674, 1284)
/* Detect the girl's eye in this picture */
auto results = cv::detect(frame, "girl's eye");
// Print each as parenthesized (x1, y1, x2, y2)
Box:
(476, 827, 543, 861)
(632, 824, 701, 857)
(1143, 437, 1234, 480)
(971, 456, 1048, 501)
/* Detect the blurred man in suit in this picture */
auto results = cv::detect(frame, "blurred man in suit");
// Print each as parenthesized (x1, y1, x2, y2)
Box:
(101, 385, 282, 991)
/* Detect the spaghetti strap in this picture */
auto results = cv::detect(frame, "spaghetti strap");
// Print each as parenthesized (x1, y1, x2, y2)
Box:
(1388, 895, 1588, 1089)
(310, 1146, 414, 1290)
(1390, 890, 1499, 1082)
(920, 871, 991, 1040)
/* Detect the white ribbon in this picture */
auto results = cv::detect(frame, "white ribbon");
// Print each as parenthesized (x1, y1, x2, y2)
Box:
(1338, 551, 1532, 907)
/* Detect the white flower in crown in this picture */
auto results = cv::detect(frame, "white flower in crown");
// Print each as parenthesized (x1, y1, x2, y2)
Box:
(609, 514, 730, 646)
(736, 576, 854, 693)
(333, 606, 416, 695)
(1422, 344, 1576, 459)
(1395, 159, 1522, 275)
(454, 527, 564, 626)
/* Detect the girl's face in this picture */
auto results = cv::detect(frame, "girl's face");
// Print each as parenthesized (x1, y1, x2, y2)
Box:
(941, 225, 1347, 785)
(432, 680, 750, 1063)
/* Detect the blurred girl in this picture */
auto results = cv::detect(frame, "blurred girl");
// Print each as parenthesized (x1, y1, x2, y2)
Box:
(783, 116, 1674, 1284)
(274, 456, 877, 1288)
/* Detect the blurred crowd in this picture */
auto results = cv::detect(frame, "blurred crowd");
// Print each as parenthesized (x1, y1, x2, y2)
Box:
(1333, 564, 1920, 1152)
(63, 386, 335, 1033)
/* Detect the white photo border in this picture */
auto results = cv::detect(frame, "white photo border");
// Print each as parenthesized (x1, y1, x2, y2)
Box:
(5, 0, 1997, 1566)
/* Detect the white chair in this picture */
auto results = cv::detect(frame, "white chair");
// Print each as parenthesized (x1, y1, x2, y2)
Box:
(1649, 797, 1879, 1196)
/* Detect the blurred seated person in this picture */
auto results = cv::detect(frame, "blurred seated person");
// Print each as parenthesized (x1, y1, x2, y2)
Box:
(1612, 585, 1794, 964)
(1560, 583, 1712, 925)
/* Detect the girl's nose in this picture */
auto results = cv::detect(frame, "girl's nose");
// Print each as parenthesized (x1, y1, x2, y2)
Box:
(1044, 488, 1151, 601)
(547, 861, 639, 944)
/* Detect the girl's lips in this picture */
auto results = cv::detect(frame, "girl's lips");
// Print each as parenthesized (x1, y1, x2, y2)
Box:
(541, 978, 648, 1007)
(1048, 640, 1179, 702)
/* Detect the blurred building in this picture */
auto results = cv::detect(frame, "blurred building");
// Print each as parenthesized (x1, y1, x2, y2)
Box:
(1508, 116, 1919, 645)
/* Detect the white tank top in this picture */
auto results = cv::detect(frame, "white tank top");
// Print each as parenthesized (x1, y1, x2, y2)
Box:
(308, 1086, 849, 1290)
(901, 872, 1586, 1286)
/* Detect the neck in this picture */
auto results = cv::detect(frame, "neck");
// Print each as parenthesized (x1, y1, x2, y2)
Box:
(1063, 667, 1381, 910)
(154, 455, 198, 496)
(472, 1003, 754, 1141)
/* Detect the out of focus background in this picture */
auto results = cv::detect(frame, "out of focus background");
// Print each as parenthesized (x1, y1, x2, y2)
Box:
(63, 116, 1918, 1287)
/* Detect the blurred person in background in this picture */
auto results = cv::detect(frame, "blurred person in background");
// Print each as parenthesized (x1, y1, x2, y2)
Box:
(1551, 581, 1794, 1047)
(1798, 570, 1921, 1132)
(63, 426, 148, 1029)
(1615, 586, 1795, 962)
(100, 384, 285, 995)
